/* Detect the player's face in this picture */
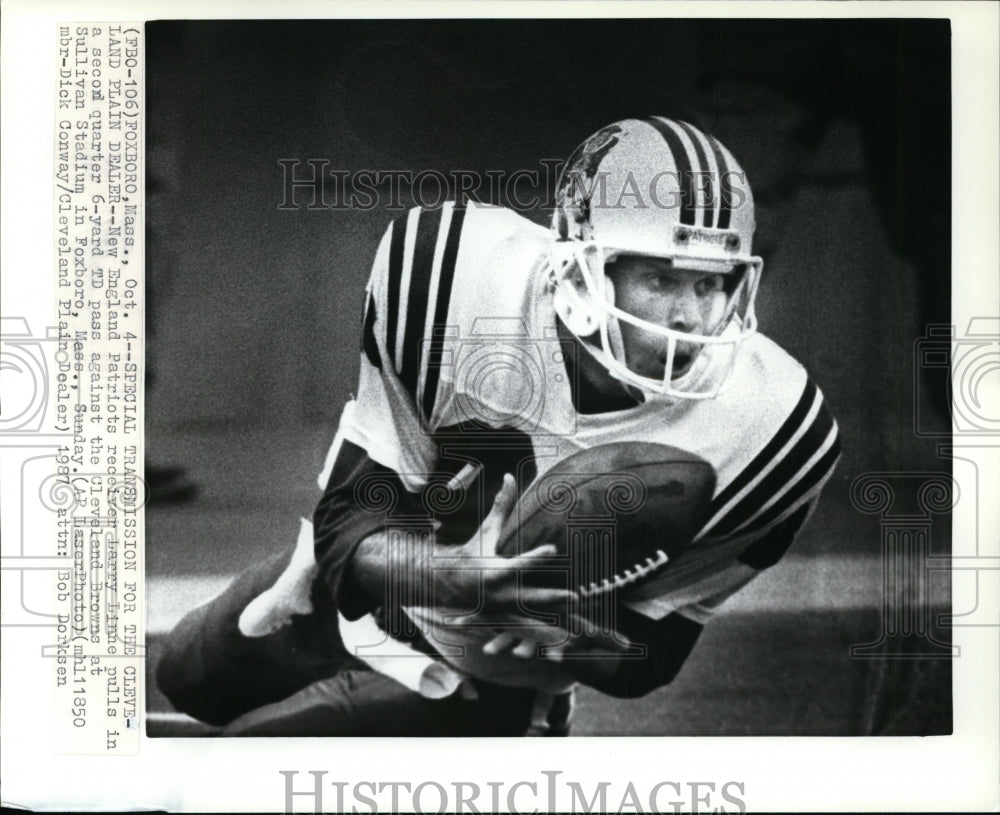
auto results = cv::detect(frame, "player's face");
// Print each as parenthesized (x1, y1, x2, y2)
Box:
(608, 255, 729, 380)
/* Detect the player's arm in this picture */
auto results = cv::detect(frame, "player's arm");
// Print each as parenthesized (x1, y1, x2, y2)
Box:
(312, 440, 413, 620)
(482, 601, 703, 698)
(576, 489, 830, 697)
(576, 494, 831, 697)
(507, 499, 822, 698)
(330, 470, 575, 619)
(315, 206, 574, 619)
(599, 376, 843, 690)
(595, 427, 840, 697)
(560, 605, 704, 698)
(313, 206, 450, 620)
(489, 416, 842, 699)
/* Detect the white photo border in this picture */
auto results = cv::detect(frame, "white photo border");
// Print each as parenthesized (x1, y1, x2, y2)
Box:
(1, 1, 997, 812)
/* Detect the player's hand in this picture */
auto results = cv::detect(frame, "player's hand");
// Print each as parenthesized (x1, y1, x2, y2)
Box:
(480, 614, 631, 662)
(477, 614, 634, 692)
(431, 473, 578, 616)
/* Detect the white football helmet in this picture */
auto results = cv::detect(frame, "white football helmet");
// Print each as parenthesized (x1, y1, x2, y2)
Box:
(549, 117, 763, 399)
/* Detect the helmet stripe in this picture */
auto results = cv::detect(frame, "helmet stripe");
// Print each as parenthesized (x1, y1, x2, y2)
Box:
(645, 117, 697, 226)
(707, 135, 732, 230)
(677, 120, 715, 228)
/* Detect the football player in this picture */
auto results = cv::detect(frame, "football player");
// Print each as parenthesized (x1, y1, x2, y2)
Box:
(157, 117, 840, 736)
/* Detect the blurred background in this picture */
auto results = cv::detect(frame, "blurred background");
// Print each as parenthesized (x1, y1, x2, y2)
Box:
(145, 18, 953, 735)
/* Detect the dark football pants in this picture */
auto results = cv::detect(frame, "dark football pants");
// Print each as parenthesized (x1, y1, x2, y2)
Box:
(155, 547, 570, 736)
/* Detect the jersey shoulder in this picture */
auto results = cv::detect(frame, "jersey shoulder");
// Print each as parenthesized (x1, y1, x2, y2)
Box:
(362, 202, 551, 422)
(624, 334, 842, 621)
(735, 332, 813, 407)
(698, 331, 841, 543)
(703, 331, 833, 459)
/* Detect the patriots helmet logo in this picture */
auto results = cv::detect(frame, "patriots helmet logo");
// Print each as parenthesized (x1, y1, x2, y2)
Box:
(555, 124, 622, 240)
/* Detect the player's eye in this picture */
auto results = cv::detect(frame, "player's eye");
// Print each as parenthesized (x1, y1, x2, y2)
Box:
(645, 271, 679, 291)
(695, 274, 725, 297)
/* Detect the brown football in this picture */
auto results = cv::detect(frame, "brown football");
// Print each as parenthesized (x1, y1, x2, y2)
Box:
(496, 441, 716, 596)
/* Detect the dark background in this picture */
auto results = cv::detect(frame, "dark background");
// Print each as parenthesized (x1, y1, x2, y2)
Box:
(145, 19, 953, 735)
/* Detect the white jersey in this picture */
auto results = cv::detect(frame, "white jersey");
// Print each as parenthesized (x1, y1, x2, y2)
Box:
(324, 201, 840, 688)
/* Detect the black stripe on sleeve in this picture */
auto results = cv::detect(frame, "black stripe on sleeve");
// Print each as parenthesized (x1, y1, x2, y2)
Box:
(708, 136, 732, 230)
(706, 380, 817, 521)
(361, 291, 380, 369)
(399, 207, 443, 398)
(737, 503, 810, 570)
(677, 121, 714, 228)
(385, 216, 407, 370)
(422, 204, 466, 419)
(708, 399, 836, 539)
(645, 117, 696, 226)
(737, 433, 841, 541)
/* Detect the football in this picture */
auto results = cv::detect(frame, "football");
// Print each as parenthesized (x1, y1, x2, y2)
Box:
(496, 441, 716, 596)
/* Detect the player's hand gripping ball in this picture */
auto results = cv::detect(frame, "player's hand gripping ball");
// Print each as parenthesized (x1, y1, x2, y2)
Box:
(496, 442, 716, 596)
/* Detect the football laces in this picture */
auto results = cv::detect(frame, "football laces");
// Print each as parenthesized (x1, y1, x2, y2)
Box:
(578, 549, 669, 597)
